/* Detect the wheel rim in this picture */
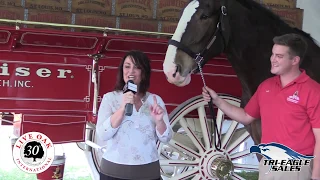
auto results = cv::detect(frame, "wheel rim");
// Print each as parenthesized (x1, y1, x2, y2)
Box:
(158, 95, 259, 180)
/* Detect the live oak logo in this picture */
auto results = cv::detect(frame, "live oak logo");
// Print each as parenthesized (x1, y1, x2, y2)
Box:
(12, 132, 55, 174)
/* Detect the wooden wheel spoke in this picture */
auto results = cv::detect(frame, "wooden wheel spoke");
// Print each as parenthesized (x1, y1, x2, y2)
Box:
(227, 130, 250, 153)
(160, 159, 199, 167)
(167, 139, 201, 159)
(179, 118, 205, 153)
(197, 106, 211, 149)
(230, 149, 251, 161)
(233, 163, 259, 171)
(215, 109, 223, 137)
(221, 121, 239, 149)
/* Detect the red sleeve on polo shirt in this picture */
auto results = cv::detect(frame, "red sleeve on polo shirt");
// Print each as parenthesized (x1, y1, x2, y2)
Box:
(308, 90, 320, 128)
(244, 85, 261, 119)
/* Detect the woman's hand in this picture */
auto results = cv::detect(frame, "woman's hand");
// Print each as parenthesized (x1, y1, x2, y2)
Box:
(120, 91, 134, 111)
(150, 95, 164, 123)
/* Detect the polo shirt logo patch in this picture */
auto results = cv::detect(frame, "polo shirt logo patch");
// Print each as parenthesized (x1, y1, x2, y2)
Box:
(287, 91, 299, 103)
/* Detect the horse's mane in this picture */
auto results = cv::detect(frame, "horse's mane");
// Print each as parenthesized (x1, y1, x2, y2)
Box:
(236, 0, 316, 42)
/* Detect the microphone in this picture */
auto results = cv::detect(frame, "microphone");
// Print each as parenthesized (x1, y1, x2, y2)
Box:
(123, 80, 137, 116)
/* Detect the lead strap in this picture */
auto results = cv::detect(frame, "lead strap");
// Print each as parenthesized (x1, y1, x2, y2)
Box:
(196, 61, 222, 151)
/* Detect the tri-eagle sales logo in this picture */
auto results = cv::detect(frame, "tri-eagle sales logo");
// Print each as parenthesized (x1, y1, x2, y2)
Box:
(250, 142, 314, 172)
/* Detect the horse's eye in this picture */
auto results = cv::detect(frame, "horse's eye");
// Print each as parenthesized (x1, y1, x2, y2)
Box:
(200, 14, 209, 20)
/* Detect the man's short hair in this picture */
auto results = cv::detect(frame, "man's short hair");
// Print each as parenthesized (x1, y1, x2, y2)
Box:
(273, 33, 308, 65)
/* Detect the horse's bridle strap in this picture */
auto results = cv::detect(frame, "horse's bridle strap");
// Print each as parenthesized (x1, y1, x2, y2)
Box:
(168, 39, 198, 59)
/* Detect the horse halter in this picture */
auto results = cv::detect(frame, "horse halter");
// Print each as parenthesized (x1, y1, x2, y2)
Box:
(168, 0, 229, 75)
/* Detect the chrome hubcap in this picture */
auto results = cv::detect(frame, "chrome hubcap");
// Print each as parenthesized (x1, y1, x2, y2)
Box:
(210, 156, 234, 179)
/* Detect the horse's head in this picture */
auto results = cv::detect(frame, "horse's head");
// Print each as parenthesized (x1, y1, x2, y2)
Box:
(163, 0, 229, 86)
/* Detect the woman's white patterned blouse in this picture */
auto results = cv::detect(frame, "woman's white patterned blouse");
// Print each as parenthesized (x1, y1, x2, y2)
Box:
(96, 91, 173, 165)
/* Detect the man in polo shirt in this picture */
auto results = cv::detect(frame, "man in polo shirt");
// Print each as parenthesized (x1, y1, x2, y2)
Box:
(202, 33, 320, 180)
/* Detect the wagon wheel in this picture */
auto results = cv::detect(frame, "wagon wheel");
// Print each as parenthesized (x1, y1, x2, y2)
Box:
(158, 94, 259, 180)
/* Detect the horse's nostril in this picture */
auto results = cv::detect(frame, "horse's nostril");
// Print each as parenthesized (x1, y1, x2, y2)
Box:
(173, 65, 180, 78)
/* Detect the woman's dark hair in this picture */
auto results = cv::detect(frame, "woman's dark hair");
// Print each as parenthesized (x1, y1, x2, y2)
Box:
(114, 50, 151, 95)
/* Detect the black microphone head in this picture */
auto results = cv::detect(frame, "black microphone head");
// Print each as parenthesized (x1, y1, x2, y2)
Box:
(123, 80, 137, 94)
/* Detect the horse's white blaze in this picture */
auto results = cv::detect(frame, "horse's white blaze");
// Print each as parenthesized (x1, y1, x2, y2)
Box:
(163, 0, 199, 80)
